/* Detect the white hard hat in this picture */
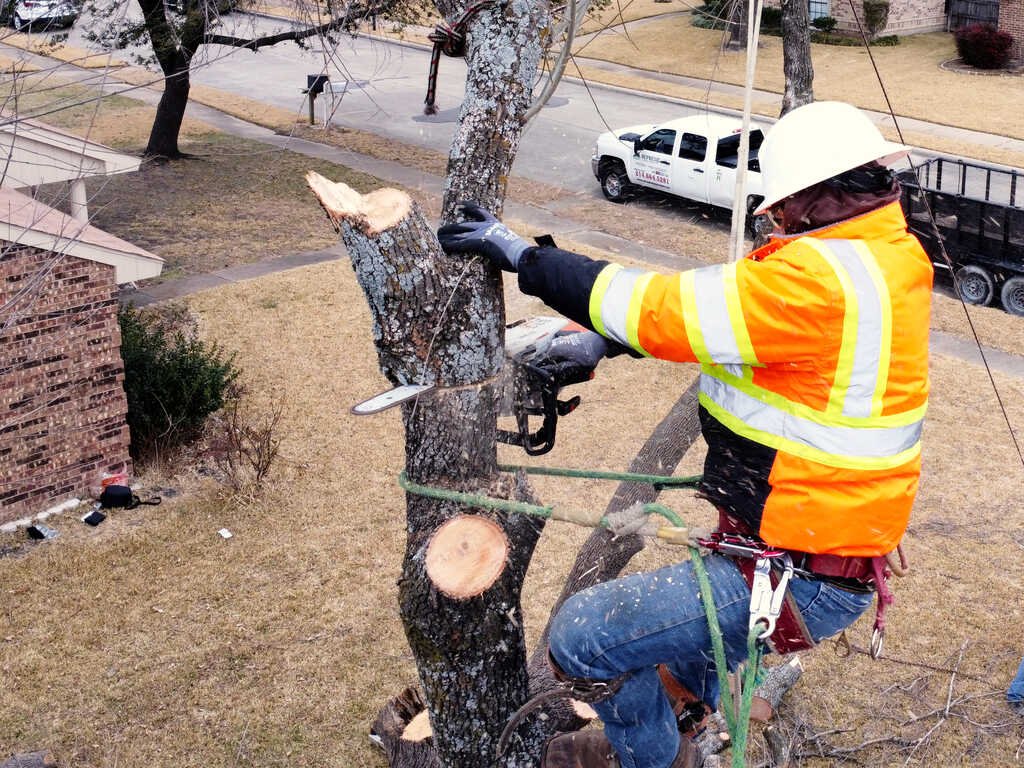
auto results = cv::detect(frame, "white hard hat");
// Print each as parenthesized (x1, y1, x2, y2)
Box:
(753, 101, 909, 215)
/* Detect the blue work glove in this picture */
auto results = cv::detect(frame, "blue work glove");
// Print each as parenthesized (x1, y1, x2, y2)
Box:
(436, 202, 531, 272)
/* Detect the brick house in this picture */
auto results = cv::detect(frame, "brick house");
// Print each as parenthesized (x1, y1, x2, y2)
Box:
(1000, 0, 1024, 59)
(764, 0, 947, 35)
(0, 188, 163, 526)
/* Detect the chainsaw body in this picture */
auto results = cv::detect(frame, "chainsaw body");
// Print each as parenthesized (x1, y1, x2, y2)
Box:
(498, 316, 597, 455)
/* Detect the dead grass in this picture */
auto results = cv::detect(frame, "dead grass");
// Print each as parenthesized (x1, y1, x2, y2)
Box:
(3, 253, 1023, 767)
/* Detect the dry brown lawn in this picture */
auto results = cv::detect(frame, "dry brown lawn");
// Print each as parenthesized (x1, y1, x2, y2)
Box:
(2, 24, 1024, 768)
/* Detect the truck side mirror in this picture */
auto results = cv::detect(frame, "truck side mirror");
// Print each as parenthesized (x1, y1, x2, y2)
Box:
(633, 138, 642, 155)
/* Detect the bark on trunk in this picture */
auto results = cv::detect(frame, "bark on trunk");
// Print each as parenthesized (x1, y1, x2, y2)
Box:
(436, 0, 549, 217)
(144, 60, 190, 159)
(308, 175, 548, 767)
(780, 0, 814, 116)
(725, 0, 748, 51)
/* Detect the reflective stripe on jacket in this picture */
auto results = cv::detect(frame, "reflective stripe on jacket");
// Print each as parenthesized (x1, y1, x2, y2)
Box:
(518, 201, 932, 556)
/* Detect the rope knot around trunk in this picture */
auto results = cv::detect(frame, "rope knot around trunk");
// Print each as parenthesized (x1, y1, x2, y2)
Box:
(424, 1, 497, 114)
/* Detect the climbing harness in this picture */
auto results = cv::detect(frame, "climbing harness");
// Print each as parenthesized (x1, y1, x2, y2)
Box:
(400, 464, 770, 767)
(423, 1, 496, 115)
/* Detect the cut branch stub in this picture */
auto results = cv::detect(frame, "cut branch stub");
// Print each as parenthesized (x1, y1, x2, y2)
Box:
(306, 171, 412, 235)
(424, 514, 509, 599)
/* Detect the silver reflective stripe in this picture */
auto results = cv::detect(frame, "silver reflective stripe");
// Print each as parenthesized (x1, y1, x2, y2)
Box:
(598, 267, 647, 348)
(700, 373, 922, 459)
(692, 265, 744, 364)
(826, 240, 884, 418)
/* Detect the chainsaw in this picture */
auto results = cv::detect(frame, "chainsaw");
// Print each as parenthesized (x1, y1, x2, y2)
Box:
(350, 315, 609, 456)
(498, 316, 603, 456)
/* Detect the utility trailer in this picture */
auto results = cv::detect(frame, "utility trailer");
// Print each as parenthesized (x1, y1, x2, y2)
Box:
(899, 157, 1024, 316)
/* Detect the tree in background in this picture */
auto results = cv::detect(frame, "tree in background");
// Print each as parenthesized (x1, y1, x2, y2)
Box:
(80, 0, 390, 158)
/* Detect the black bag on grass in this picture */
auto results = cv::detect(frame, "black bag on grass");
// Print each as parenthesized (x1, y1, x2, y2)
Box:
(99, 485, 162, 510)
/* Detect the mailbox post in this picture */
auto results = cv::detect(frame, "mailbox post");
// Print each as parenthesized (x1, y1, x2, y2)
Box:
(303, 75, 329, 125)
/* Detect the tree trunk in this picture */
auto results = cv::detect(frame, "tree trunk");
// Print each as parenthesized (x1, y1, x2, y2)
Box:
(308, 177, 548, 767)
(144, 59, 191, 158)
(725, 0, 748, 51)
(435, 0, 549, 217)
(780, 0, 814, 116)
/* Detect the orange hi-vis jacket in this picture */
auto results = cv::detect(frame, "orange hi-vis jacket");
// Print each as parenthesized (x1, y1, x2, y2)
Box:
(517, 201, 933, 557)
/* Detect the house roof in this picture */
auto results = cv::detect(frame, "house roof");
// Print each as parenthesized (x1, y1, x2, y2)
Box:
(0, 187, 163, 284)
(0, 117, 142, 188)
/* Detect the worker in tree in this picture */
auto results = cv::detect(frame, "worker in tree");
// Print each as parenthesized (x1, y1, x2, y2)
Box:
(438, 101, 932, 768)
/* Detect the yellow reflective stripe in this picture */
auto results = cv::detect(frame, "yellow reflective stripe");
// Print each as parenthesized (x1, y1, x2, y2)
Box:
(626, 272, 655, 354)
(679, 270, 712, 364)
(801, 239, 858, 415)
(698, 391, 922, 470)
(853, 241, 892, 417)
(589, 264, 622, 337)
(722, 262, 760, 368)
(701, 363, 927, 428)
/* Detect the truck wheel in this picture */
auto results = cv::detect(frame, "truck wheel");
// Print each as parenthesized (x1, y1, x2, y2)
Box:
(600, 164, 633, 203)
(1000, 276, 1024, 316)
(954, 265, 995, 306)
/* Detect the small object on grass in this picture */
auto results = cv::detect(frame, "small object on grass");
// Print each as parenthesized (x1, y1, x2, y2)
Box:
(1, 751, 58, 768)
(26, 524, 58, 540)
(218, 528, 233, 539)
(81, 509, 106, 527)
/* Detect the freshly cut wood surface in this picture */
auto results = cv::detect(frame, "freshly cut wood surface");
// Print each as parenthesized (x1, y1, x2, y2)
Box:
(305, 171, 412, 235)
(424, 515, 509, 599)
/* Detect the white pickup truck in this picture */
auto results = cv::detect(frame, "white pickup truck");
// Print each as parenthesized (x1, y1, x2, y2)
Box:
(591, 113, 768, 227)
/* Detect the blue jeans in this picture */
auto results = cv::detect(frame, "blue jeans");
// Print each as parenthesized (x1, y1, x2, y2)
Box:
(548, 554, 875, 768)
(1008, 656, 1024, 705)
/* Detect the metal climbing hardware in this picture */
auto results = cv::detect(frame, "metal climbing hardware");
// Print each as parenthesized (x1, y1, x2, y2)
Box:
(748, 554, 793, 639)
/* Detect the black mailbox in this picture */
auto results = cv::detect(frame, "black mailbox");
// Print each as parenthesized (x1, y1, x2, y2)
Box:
(305, 74, 329, 97)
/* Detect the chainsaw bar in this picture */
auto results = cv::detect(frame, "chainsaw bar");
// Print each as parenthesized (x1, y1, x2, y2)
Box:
(351, 384, 435, 415)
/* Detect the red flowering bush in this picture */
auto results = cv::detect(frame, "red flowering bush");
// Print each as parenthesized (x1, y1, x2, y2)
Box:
(955, 23, 1014, 70)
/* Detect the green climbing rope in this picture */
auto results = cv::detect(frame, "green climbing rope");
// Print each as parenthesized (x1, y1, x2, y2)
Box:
(397, 465, 764, 767)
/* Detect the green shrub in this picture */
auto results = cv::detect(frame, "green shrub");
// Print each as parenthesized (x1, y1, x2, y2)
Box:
(119, 304, 240, 463)
(862, 0, 890, 38)
(811, 15, 838, 33)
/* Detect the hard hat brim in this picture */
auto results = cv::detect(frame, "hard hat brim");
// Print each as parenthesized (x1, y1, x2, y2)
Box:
(752, 140, 910, 216)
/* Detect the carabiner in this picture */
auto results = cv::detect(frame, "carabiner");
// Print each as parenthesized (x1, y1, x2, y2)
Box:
(748, 553, 794, 640)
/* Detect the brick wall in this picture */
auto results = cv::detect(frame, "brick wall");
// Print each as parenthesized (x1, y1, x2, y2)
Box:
(831, 0, 947, 34)
(1000, 0, 1024, 59)
(1, 245, 132, 525)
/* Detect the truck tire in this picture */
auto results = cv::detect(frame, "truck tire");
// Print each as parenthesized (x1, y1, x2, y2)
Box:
(1000, 276, 1024, 316)
(600, 163, 634, 203)
(746, 196, 770, 241)
(954, 265, 995, 306)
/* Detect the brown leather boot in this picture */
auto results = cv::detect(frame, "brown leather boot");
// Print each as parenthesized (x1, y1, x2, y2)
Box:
(541, 729, 700, 768)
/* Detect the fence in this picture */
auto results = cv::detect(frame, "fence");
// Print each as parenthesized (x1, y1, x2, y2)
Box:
(947, 0, 1000, 30)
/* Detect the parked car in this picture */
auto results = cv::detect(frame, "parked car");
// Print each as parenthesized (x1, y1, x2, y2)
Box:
(2, 0, 78, 29)
(591, 112, 768, 231)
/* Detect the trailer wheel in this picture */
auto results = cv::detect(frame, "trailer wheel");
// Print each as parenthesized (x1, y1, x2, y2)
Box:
(1000, 276, 1024, 316)
(954, 265, 995, 306)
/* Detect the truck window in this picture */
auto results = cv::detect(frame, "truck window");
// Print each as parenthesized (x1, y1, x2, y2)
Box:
(678, 133, 708, 162)
(715, 130, 764, 171)
(640, 129, 677, 155)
